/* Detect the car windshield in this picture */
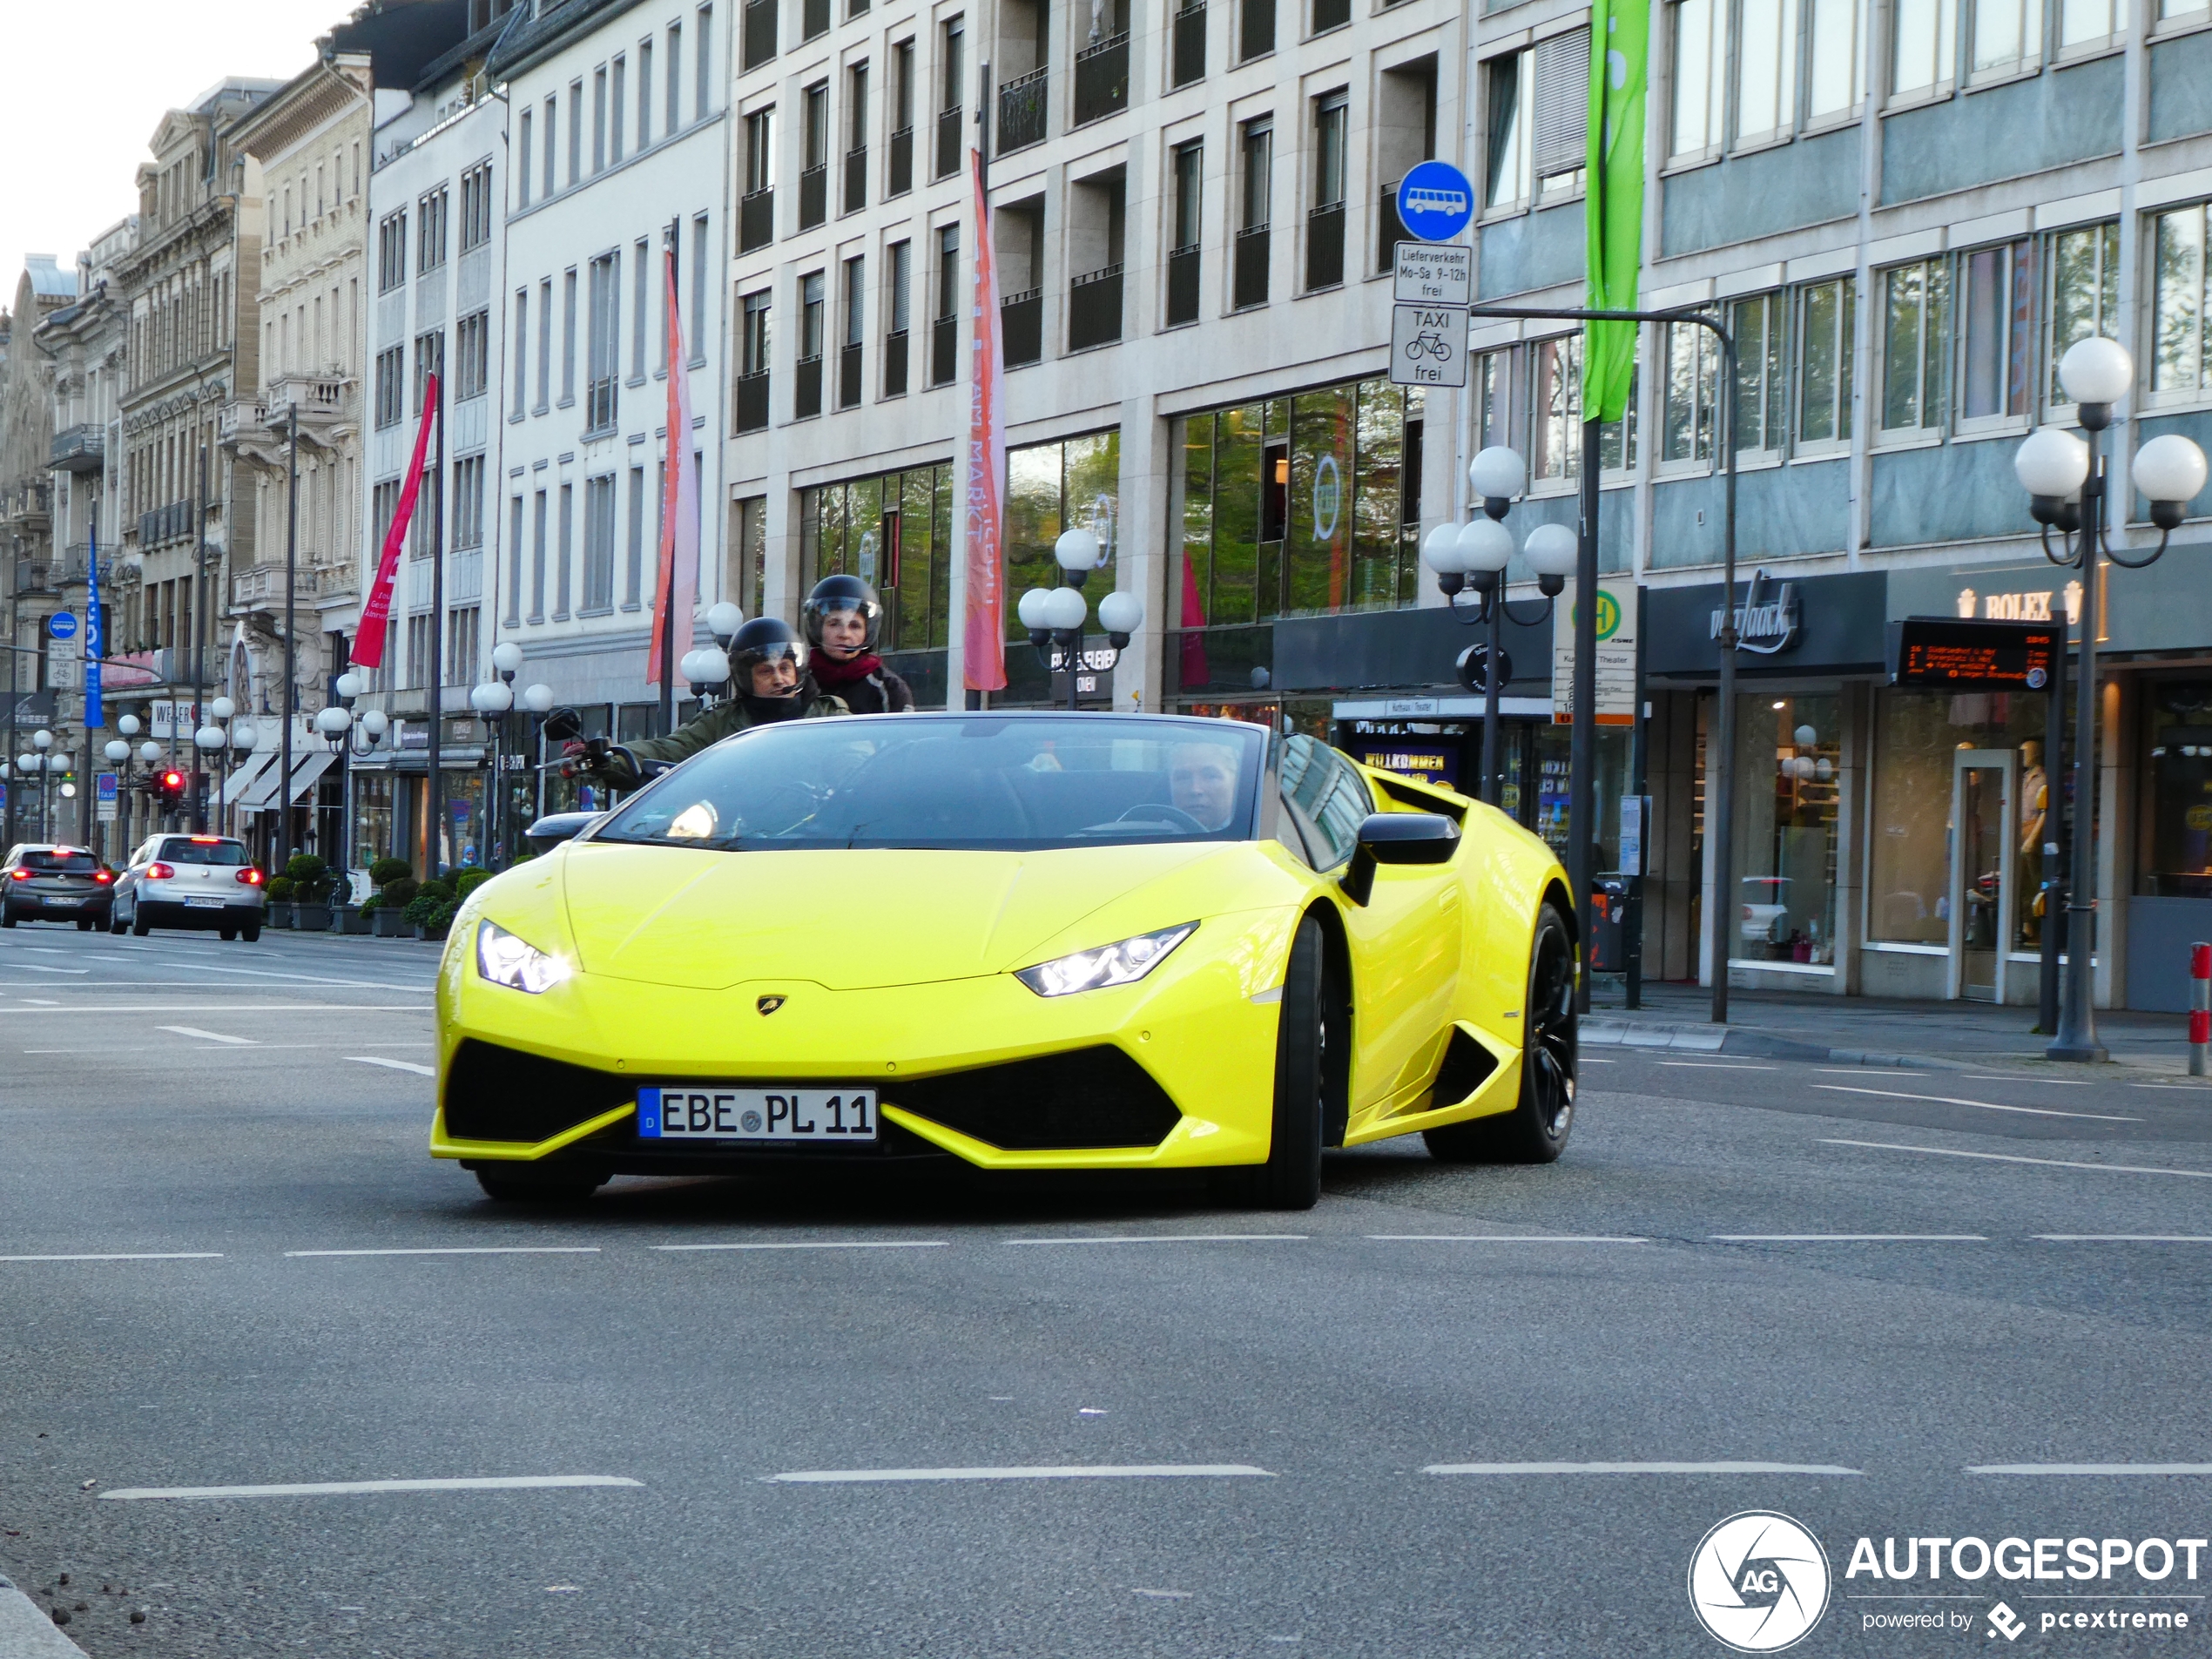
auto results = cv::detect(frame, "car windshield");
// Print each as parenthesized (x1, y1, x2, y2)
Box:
(592, 716, 1267, 852)
(158, 838, 249, 867)
(22, 851, 97, 874)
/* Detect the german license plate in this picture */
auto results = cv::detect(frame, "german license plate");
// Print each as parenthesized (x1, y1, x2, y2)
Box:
(43, 897, 79, 907)
(185, 897, 224, 909)
(637, 1086, 878, 1143)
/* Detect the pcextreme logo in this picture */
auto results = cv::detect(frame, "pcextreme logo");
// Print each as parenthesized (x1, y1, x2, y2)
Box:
(1689, 1511, 1832, 1652)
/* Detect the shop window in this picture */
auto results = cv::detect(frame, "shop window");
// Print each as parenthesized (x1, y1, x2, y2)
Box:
(2045, 220, 2120, 416)
(2144, 683, 2212, 899)
(1795, 275, 1855, 449)
(1732, 695, 1843, 964)
(1867, 688, 2048, 943)
(797, 462, 954, 654)
(1877, 257, 1949, 441)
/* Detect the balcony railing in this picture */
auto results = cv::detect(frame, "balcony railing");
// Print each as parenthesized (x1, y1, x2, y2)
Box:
(311, 558, 361, 600)
(888, 126, 914, 195)
(0, 482, 51, 526)
(266, 374, 349, 428)
(740, 188, 775, 253)
(13, 560, 53, 596)
(843, 146, 868, 214)
(1069, 266, 1123, 351)
(743, 0, 777, 67)
(1305, 202, 1345, 292)
(931, 314, 957, 385)
(136, 499, 199, 548)
(934, 105, 963, 179)
(1376, 182, 1410, 273)
(232, 563, 321, 608)
(997, 67, 1048, 153)
(1172, 1, 1206, 86)
(839, 342, 864, 408)
(1001, 289, 1043, 366)
(1166, 244, 1201, 326)
(795, 354, 824, 419)
(1240, 0, 1274, 59)
(1312, 0, 1349, 30)
(1073, 33, 1130, 125)
(1233, 225, 1270, 309)
(53, 544, 94, 584)
(802, 0, 829, 38)
(50, 423, 105, 475)
(736, 371, 772, 433)
(798, 164, 827, 229)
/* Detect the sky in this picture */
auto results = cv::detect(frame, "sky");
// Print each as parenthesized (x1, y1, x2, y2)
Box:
(0, 1, 357, 308)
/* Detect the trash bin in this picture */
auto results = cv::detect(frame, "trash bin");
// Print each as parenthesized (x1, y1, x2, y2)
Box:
(1589, 875, 1630, 973)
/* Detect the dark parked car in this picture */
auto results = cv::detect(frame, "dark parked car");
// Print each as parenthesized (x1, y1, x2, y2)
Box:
(0, 844, 116, 930)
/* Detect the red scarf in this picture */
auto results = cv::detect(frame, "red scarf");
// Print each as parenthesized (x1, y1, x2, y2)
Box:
(810, 650, 883, 690)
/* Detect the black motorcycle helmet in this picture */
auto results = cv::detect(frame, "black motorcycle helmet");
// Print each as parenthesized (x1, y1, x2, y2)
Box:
(802, 573, 884, 652)
(730, 616, 806, 692)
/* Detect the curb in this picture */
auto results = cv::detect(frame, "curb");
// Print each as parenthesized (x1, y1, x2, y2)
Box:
(0, 1577, 91, 1659)
(1581, 1017, 1972, 1071)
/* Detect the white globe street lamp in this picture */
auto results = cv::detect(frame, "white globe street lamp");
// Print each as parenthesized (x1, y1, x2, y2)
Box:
(469, 680, 515, 714)
(137, 742, 161, 765)
(521, 683, 555, 714)
(105, 740, 130, 765)
(704, 603, 744, 644)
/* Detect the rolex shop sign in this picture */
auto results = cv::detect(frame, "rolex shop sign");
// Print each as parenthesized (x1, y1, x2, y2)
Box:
(1553, 582, 1638, 725)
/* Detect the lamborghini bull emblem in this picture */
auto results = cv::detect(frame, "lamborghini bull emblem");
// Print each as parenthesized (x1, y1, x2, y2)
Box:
(757, 995, 786, 1015)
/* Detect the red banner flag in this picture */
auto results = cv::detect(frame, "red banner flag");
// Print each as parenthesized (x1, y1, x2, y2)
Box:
(961, 146, 1007, 692)
(351, 374, 438, 668)
(649, 246, 700, 685)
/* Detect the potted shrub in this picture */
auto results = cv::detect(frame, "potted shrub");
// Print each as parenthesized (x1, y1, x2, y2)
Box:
(287, 854, 334, 931)
(373, 874, 419, 937)
(425, 897, 461, 941)
(402, 878, 455, 941)
(266, 875, 295, 928)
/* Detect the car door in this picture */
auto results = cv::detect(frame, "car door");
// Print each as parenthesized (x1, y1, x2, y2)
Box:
(1277, 737, 1463, 1128)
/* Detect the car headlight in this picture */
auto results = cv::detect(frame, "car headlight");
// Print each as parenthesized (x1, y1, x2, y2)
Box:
(1015, 922, 1197, 997)
(475, 920, 571, 994)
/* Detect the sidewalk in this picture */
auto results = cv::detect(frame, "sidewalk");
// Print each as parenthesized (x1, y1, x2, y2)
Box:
(1583, 979, 2205, 1076)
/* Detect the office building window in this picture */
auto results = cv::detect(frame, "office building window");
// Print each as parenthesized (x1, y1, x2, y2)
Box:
(530, 489, 548, 620)
(455, 309, 490, 401)
(698, 5, 715, 112)
(691, 214, 709, 361)
(1807, 0, 1865, 120)
(632, 239, 651, 379)
(1797, 275, 1857, 447)
(1878, 258, 1950, 438)
(1736, 0, 1798, 144)
(459, 162, 494, 251)
(1527, 333, 1635, 481)
(518, 112, 533, 207)
(569, 80, 583, 184)
(639, 38, 654, 145)
(377, 211, 407, 292)
(454, 455, 485, 549)
(1485, 36, 1585, 209)
(414, 330, 445, 414)
(1958, 239, 2034, 426)
(1972, 0, 2041, 78)
(374, 346, 404, 428)
(587, 253, 619, 429)
(626, 465, 647, 605)
(1731, 291, 1791, 455)
(2047, 220, 2120, 413)
(417, 187, 448, 273)
(611, 56, 627, 165)
(543, 97, 558, 198)
(1892, 0, 1957, 99)
(561, 267, 578, 403)
(1661, 317, 1719, 467)
(594, 66, 609, 173)
(512, 288, 529, 407)
(584, 474, 617, 610)
(556, 482, 574, 618)
(508, 495, 524, 624)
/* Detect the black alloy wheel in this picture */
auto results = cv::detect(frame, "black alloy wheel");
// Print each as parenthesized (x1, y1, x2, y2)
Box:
(1423, 901, 1576, 1164)
(475, 1163, 610, 1204)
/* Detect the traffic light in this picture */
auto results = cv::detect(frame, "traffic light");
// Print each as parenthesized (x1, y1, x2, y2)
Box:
(154, 769, 187, 810)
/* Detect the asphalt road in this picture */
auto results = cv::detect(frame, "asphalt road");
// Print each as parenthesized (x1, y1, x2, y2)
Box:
(3, 922, 2209, 1656)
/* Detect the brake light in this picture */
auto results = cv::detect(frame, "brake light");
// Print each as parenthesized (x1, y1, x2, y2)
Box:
(7, 870, 27, 882)
(94, 870, 114, 886)
(237, 867, 265, 887)
(190, 836, 221, 845)
(148, 862, 176, 880)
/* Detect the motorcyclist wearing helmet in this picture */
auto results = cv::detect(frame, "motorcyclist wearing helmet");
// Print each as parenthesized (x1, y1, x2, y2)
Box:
(565, 617, 845, 788)
(801, 574, 914, 714)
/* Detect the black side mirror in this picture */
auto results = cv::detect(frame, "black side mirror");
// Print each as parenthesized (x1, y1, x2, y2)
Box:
(543, 706, 584, 742)
(525, 811, 602, 853)
(1341, 812, 1460, 906)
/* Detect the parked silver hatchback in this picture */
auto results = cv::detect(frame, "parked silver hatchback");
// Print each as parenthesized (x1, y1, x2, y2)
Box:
(111, 834, 266, 940)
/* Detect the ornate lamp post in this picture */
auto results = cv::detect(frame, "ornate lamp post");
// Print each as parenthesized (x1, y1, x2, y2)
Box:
(1017, 529, 1143, 711)
(2013, 336, 2208, 1061)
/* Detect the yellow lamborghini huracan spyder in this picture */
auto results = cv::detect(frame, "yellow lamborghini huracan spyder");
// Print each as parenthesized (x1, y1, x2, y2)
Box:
(432, 712, 1576, 1210)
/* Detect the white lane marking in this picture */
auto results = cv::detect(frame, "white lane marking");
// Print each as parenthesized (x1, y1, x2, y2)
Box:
(21, 1000, 60, 1007)
(2133, 1082, 2212, 1091)
(1962, 1075, 2094, 1085)
(1658, 1062, 1778, 1070)
(1817, 1068, 1927, 1075)
(1822, 1138, 2212, 1179)
(1425, 1461, 1861, 1476)
(1367, 1234, 1648, 1244)
(2034, 1234, 2212, 1242)
(346, 1055, 435, 1076)
(1811, 1083, 2140, 1123)
(1969, 1464, 2212, 1476)
(84, 954, 138, 963)
(101, 1474, 644, 1501)
(1002, 1234, 1307, 1246)
(19, 965, 89, 974)
(652, 1241, 948, 1251)
(1133, 1588, 1194, 1599)
(1710, 1233, 1987, 1242)
(765, 1465, 1275, 1484)
(0, 1252, 223, 1263)
(157, 1024, 256, 1046)
(1580, 1056, 1616, 1064)
(285, 1247, 601, 1258)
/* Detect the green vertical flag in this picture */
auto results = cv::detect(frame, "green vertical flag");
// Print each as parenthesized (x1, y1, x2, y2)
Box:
(1583, 0, 1649, 423)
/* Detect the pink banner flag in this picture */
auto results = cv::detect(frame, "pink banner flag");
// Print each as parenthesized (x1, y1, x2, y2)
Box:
(961, 146, 1007, 692)
(649, 244, 700, 685)
(351, 373, 438, 668)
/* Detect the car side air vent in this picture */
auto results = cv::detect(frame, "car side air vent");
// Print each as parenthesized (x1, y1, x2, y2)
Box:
(442, 1039, 637, 1143)
(889, 1046, 1184, 1150)
(1431, 1026, 1499, 1108)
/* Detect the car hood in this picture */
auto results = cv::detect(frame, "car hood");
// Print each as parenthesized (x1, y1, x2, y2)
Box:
(556, 841, 1244, 990)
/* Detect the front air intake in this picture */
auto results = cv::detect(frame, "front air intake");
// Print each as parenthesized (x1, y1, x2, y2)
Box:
(442, 1040, 636, 1143)
(888, 1046, 1184, 1150)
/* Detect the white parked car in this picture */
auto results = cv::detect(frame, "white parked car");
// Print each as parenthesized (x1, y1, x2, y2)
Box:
(111, 834, 267, 941)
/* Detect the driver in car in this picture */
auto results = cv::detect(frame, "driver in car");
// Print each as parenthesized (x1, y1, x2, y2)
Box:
(1167, 741, 1241, 832)
(571, 617, 846, 789)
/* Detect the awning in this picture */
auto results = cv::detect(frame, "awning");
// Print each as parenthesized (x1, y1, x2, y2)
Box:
(240, 748, 337, 813)
(214, 751, 276, 809)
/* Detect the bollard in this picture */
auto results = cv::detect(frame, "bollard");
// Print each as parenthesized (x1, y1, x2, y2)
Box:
(2191, 942, 2211, 1078)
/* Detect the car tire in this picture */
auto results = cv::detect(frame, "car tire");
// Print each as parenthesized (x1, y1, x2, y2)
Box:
(1, 911, 14, 928)
(132, 908, 152, 937)
(1226, 914, 1337, 1211)
(474, 1163, 608, 1204)
(1423, 901, 1576, 1165)
(76, 917, 94, 932)
(219, 925, 238, 941)
(108, 911, 126, 934)
(240, 923, 261, 943)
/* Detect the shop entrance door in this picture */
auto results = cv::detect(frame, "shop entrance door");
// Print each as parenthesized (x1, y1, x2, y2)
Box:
(1947, 750, 2016, 1002)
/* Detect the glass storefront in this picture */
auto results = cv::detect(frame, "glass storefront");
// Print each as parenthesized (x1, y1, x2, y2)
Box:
(1867, 689, 2047, 945)
(2144, 680, 2212, 898)
(798, 461, 954, 661)
(1169, 376, 1424, 699)
(1732, 694, 1843, 965)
